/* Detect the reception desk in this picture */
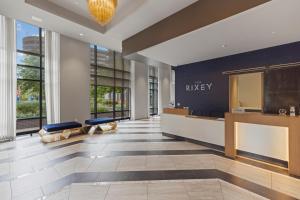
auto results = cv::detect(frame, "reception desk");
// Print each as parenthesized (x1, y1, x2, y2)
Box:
(225, 112, 300, 176)
(162, 108, 300, 176)
(161, 112, 225, 149)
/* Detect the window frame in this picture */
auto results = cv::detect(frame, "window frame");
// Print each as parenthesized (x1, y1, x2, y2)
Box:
(149, 67, 158, 116)
(90, 45, 131, 120)
(16, 22, 45, 135)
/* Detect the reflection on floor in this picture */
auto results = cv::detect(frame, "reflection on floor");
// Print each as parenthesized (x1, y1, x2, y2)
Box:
(0, 116, 299, 200)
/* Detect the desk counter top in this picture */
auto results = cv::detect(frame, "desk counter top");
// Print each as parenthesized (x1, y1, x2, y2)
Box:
(163, 108, 189, 116)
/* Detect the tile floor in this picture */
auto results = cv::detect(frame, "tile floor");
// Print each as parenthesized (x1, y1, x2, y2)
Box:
(0, 117, 299, 200)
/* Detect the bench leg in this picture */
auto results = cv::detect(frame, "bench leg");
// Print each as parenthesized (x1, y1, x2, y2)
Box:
(88, 125, 97, 135)
(39, 129, 46, 137)
(62, 129, 72, 139)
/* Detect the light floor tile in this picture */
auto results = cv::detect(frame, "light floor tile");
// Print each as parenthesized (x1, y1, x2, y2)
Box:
(107, 183, 147, 196)
(69, 184, 109, 200)
(0, 181, 11, 200)
(171, 155, 215, 169)
(11, 168, 60, 196)
(184, 179, 223, 200)
(87, 157, 120, 172)
(0, 163, 10, 176)
(146, 155, 176, 170)
(117, 156, 147, 171)
(212, 154, 235, 172)
(45, 187, 70, 200)
(148, 182, 186, 195)
(271, 172, 300, 199)
(220, 180, 266, 200)
(148, 193, 190, 200)
(105, 194, 147, 200)
(12, 187, 43, 200)
(227, 162, 272, 188)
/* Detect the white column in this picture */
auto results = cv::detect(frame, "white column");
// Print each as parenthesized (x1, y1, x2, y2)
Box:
(0, 15, 16, 141)
(158, 64, 171, 115)
(45, 31, 61, 124)
(130, 60, 149, 120)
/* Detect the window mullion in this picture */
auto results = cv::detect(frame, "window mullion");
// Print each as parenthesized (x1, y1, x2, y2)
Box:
(94, 45, 97, 118)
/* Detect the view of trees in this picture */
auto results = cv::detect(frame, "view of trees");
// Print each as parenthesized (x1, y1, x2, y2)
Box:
(17, 53, 45, 118)
(89, 85, 123, 113)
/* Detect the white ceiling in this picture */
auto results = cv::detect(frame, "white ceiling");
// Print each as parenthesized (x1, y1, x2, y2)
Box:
(48, 0, 198, 40)
(139, 0, 300, 66)
(1, 0, 300, 67)
(0, 0, 197, 52)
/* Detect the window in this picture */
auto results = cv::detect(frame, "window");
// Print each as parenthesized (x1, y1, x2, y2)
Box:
(149, 66, 158, 115)
(16, 21, 46, 135)
(90, 45, 131, 119)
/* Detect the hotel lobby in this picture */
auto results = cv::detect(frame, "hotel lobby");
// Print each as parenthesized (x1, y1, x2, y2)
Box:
(1, 0, 300, 199)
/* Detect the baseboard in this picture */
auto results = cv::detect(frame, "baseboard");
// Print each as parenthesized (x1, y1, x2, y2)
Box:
(162, 132, 225, 152)
(237, 150, 288, 168)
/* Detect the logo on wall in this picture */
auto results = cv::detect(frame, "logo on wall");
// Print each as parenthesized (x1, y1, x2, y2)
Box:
(185, 81, 213, 92)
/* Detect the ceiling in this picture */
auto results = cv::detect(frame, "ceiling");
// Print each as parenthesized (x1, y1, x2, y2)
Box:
(0, 0, 197, 52)
(139, 0, 300, 66)
(0, 0, 299, 66)
(47, 0, 199, 40)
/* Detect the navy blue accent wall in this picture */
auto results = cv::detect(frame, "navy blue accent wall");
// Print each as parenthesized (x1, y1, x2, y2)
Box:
(175, 41, 300, 117)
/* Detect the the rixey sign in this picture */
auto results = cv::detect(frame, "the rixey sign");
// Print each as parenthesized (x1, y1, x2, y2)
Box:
(185, 81, 213, 92)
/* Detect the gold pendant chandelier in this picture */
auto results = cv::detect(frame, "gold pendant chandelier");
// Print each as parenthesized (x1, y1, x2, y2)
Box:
(87, 0, 118, 26)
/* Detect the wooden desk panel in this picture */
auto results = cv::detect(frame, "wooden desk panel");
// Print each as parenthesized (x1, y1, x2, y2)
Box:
(225, 112, 300, 176)
(163, 108, 189, 116)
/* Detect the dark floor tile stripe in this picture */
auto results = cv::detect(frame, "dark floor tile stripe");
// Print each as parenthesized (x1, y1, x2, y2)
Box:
(84, 138, 176, 144)
(43, 149, 221, 168)
(105, 149, 221, 156)
(42, 170, 296, 200)
(0, 146, 16, 152)
(0, 138, 178, 164)
(22, 132, 164, 148)
(0, 149, 217, 182)
(0, 149, 223, 182)
(114, 132, 162, 134)
(116, 126, 161, 129)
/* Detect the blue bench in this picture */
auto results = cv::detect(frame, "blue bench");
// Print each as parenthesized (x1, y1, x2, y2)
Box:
(85, 118, 115, 125)
(39, 121, 82, 143)
(43, 121, 82, 132)
(85, 118, 117, 135)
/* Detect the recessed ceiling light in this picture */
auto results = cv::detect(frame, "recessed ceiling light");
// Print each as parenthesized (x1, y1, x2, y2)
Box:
(221, 44, 227, 48)
(79, 33, 84, 36)
(31, 16, 42, 22)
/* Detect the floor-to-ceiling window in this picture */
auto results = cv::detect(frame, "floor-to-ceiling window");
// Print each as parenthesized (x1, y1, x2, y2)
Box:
(90, 45, 131, 119)
(16, 21, 46, 135)
(149, 66, 158, 115)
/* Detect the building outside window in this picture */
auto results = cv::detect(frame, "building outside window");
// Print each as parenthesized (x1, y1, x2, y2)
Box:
(149, 66, 158, 115)
(90, 45, 131, 119)
(16, 20, 46, 135)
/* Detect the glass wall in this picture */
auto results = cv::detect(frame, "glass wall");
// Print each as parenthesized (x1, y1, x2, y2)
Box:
(90, 45, 131, 119)
(149, 66, 158, 115)
(16, 21, 46, 135)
